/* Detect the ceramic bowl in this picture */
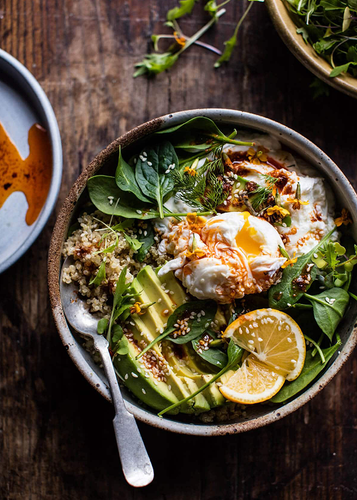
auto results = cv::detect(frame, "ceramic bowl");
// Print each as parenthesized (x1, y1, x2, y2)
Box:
(265, 0, 357, 99)
(0, 49, 62, 273)
(48, 109, 357, 436)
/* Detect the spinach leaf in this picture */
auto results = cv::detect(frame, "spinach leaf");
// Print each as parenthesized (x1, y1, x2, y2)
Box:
(87, 175, 158, 219)
(89, 260, 106, 286)
(304, 288, 350, 340)
(135, 142, 178, 218)
(158, 339, 244, 416)
(269, 227, 336, 310)
(136, 300, 217, 358)
(156, 116, 253, 147)
(115, 146, 150, 203)
(136, 223, 155, 262)
(270, 336, 341, 403)
(192, 335, 228, 370)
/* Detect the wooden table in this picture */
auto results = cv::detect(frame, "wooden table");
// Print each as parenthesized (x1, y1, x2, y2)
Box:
(1, 1, 357, 498)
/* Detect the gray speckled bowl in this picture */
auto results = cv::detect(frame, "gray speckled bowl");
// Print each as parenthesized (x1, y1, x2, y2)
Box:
(0, 49, 62, 273)
(48, 109, 357, 436)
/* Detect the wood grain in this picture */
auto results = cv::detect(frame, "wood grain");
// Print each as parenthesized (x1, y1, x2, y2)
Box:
(1, 1, 357, 499)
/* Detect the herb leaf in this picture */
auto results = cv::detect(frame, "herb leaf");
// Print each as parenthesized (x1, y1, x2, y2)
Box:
(135, 142, 178, 219)
(136, 223, 155, 262)
(89, 260, 106, 286)
(167, 0, 197, 21)
(115, 146, 150, 203)
(87, 175, 158, 219)
(214, 0, 254, 68)
(270, 336, 341, 403)
(192, 336, 228, 370)
(304, 288, 349, 340)
(269, 227, 336, 310)
(156, 116, 253, 147)
(136, 300, 217, 359)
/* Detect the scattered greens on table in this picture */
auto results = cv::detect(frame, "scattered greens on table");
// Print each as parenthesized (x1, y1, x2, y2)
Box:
(133, 0, 264, 77)
(285, 0, 357, 78)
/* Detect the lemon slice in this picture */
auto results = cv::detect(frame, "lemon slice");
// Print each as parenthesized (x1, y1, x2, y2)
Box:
(220, 355, 285, 404)
(223, 308, 306, 382)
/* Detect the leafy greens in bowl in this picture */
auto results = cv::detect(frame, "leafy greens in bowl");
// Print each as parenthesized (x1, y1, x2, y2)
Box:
(48, 109, 357, 436)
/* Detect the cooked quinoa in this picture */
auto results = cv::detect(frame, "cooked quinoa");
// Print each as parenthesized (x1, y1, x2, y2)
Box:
(62, 211, 168, 315)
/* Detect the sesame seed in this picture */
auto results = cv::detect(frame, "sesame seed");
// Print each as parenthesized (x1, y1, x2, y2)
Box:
(124, 374, 128, 380)
(132, 372, 138, 378)
(142, 388, 146, 394)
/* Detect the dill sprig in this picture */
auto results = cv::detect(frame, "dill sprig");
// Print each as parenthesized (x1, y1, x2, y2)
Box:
(173, 146, 228, 211)
(250, 174, 278, 211)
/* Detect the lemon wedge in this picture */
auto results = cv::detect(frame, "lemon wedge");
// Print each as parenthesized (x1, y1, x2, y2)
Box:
(219, 309, 306, 404)
(220, 355, 285, 404)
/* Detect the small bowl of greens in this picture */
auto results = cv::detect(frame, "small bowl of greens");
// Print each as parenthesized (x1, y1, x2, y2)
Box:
(266, 0, 357, 99)
(48, 109, 357, 436)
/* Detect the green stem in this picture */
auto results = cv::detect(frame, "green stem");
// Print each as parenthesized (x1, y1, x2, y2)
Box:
(349, 292, 357, 301)
(209, 133, 254, 146)
(304, 293, 343, 317)
(304, 335, 325, 363)
(136, 328, 175, 360)
(176, 8, 226, 56)
(311, 333, 324, 358)
(210, 339, 224, 348)
(158, 348, 244, 417)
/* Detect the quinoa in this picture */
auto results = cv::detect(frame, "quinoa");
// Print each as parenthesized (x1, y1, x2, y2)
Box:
(62, 211, 168, 315)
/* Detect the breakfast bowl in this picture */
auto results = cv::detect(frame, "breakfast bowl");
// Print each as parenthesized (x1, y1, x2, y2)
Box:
(265, 0, 357, 99)
(48, 109, 357, 436)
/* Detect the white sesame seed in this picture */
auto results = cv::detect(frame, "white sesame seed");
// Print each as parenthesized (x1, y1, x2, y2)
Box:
(132, 372, 138, 378)
(124, 374, 128, 380)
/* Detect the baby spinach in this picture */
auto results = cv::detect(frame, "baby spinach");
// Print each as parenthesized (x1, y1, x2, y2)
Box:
(269, 227, 336, 310)
(87, 175, 158, 219)
(192, 335, 228, 370)
(156, 116, 253, 147)
(89, 259, 106, 286)
(115, 146, 150, 203)
(304, 288, 349, 340)
(158, 339, 243, 416)
(136, 223, 155, 262)
(136, 300, 217, 359)
(135, 142, 178, 219)
(270, 335, 341, 404)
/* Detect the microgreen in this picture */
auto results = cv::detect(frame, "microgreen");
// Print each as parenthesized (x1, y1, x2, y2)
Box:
(270, 335, 341, 403)
(158, 339, 244, 416)
(89, 259, 106, 286)
(269, 227, 336, 310)
(134, 9, 226, 77)
(136, 300, 217, 359)
(285, 0, 357, 78)
(214, 0, 255, 68)
(167, 0, 198, 21)
(136, 222, 155, 262)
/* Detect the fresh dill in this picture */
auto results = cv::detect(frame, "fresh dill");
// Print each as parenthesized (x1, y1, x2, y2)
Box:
(173, 146, 228, 211)
(249, 174, 278, 211)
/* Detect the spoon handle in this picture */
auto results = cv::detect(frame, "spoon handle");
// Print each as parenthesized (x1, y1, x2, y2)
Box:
(95, 337, 154, 487)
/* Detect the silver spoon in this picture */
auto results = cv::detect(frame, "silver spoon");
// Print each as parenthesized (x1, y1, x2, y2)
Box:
(60, 257, 154, 487)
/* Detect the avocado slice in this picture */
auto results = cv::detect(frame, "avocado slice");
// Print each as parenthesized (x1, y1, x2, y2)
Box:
(113, 336, 180, 413)
(128, 267, 212, 412)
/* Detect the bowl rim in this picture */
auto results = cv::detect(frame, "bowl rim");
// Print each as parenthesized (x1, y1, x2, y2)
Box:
(0, 49, 63, 273)
(48, 108, 357, 436)
(265, 0, 357, 99)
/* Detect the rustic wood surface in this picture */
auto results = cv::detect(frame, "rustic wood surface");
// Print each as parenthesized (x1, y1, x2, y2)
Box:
(1, 0, 357, 498)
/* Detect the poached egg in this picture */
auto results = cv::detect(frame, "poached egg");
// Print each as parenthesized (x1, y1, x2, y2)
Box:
(158, 212, 286, 303)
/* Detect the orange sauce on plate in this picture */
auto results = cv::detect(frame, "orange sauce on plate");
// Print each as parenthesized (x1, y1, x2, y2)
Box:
(0, 122, 52, 225)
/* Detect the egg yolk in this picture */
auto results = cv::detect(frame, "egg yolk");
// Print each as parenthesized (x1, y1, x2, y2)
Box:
(234, 212, 261, 260)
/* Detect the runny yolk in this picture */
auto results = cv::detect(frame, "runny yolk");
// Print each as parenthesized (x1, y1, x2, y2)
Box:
(235, 212, 262, 259)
